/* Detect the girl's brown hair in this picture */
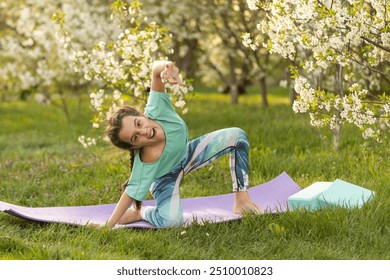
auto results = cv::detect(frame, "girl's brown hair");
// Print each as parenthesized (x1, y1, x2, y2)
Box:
(106, 105, 142, 210)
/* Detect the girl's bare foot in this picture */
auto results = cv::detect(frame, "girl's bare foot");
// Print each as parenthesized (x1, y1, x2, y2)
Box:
(160, 62, 182, 85)
(233, 191, 263, 215)
(118, 206, 142, 224)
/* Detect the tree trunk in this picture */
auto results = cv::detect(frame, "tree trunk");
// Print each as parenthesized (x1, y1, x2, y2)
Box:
(60, 95, 70, 122)
(259, 75, 268, 107)
(174, 38, 198, 79)
(287, 67, 297, 104)
(290, 86, 297, 105)
(51, 89, 70, 122)
(228, 54, 239, 104)
(230, 84, 239, 104)
(333, 121, 341, 150)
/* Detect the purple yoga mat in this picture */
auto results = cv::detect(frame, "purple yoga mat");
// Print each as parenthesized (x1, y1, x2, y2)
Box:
(0, 172, 300, 228)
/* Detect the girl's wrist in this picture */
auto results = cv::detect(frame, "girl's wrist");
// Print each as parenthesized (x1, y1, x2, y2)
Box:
(152, 61, 170, 77)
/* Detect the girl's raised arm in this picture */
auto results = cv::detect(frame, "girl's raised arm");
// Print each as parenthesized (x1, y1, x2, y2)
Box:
(151, 61, 167, 92)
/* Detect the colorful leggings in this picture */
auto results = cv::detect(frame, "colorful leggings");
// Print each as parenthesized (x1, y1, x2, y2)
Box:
(140, 127, 249, 227)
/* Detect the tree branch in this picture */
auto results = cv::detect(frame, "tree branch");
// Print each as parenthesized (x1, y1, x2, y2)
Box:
(361, 36, 390, 53)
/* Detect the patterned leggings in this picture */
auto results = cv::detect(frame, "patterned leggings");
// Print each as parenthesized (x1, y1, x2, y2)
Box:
(140, 127, 249, 227)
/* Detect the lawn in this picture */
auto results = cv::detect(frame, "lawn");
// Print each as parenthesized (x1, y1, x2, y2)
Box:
(0, 87, 389, 259)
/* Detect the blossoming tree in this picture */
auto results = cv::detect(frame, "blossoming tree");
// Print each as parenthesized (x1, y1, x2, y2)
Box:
(141, 0, 280, 106)
(0, 0, 118, 116)
(54, 0, 191, 147)
(245, 0, 390, 148)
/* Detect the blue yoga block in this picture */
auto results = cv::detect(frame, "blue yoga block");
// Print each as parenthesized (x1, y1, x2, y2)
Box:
(288, 182, 332, 211)
(318, 179, 375, 208)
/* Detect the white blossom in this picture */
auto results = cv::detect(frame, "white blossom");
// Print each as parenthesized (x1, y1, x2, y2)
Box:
(50, 0, 192, 147)
(78, 135, 96, 148)
(245, 0, 390, 143)
(174, 100, 186, 108)
(246, 0, 259, 10)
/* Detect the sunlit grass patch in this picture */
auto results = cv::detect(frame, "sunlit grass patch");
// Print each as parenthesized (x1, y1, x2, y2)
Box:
(0, 87, 389, 259)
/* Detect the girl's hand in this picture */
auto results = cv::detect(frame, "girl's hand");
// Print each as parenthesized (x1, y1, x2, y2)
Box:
(87, 222, 108, 229)
(160, 62, 182, 85)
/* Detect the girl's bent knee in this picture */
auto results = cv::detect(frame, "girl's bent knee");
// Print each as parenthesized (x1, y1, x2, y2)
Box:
(229, 127, 248, 141)
(151, 211, 184, 228)
(158, 215, 184, 228)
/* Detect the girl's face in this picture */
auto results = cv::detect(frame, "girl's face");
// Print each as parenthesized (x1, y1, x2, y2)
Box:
(118, 115, 164, 149)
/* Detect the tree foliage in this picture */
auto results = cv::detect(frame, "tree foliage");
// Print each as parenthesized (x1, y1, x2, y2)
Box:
(246, 0, 390, 147)
(54, 0, 192, 146)
(142, 0, 282, 105)
(0, 0, 117, 116)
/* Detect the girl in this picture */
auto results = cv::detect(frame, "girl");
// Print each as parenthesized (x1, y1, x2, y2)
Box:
(104, 61, 261, 228)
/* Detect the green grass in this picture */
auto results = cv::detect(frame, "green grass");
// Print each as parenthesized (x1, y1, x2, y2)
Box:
(1, 87, 389, 259)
